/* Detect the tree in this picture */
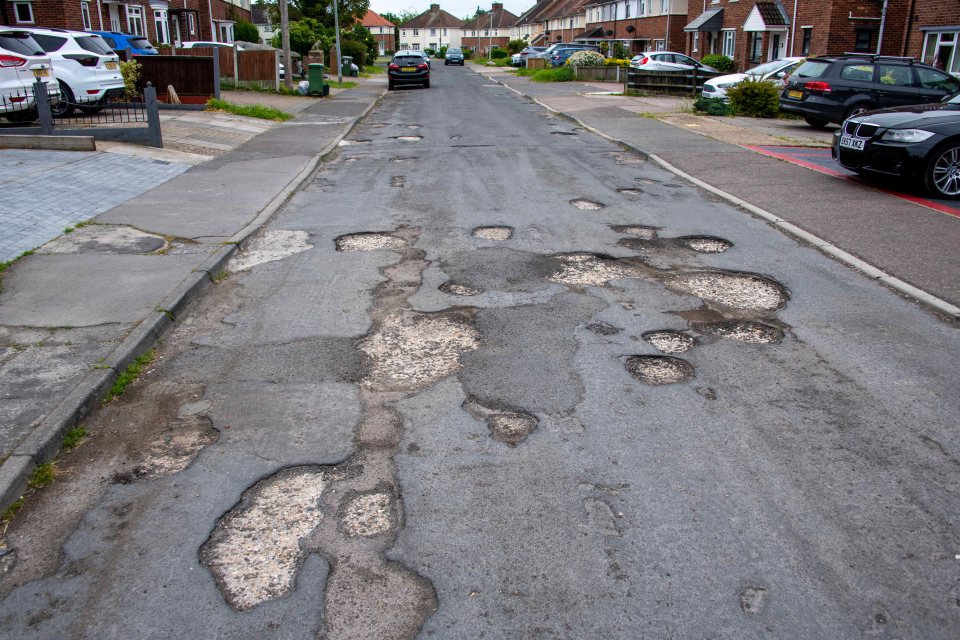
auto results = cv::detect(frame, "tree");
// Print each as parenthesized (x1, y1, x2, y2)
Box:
(234, 20, 261, 43)
(507, 39, 525, 54)
(271, 18, 332, 57)
(348, 24, 377, 65)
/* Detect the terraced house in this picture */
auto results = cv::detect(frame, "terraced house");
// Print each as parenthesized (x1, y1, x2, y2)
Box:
(461, 2, 518, 55)
(580, 0, 689, 54)
(0, 0, 252, 45)
(399, 3, 464, 51)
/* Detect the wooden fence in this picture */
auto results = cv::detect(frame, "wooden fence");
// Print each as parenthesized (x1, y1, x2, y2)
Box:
(526, 57, 546, 70)
(137, 55, 217, 103)
(159, 47, 280, 88)
(572, 65, 625, 83)
(625, 68, 721, 96)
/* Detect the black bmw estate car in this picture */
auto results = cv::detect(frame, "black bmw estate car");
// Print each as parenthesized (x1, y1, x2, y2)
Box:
(832, 93, 960, 199)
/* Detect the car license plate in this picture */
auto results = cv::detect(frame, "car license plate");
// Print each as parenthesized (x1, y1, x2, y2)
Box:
(105, 62, 118, 70)
(32, 69, 49, 78)
(788, 89, 803, 99)
(839, 135, 865, 151)
(401, 66, 416, 72)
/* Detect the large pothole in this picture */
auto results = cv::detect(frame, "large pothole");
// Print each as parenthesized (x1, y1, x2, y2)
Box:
(669, 271, 787, 311)
(471, 226, 513, 241)
(438, 281, 481, 296)
(200, 466, 327, 611)
(570, 198, 605, 211)
(696, 320, 783, 344)
(642, 330, 696, 354)
(464, 398, 538, 446)
(549, 253, 641, 287)
(335, 232, 407, 253)
(678, 236, 732, 254)
(625, 355, 694, 385)
(229, 230, 313, 271)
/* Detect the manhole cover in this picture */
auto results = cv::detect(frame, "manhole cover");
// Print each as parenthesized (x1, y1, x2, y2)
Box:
(696, 320, 782, 344)
(625, 355, 694, 385)
(439, 281, 481, 296)
(679, 236, 732, 253)
(471, 226, 513, 240)
(611, 224, 657, 239)
(642, 330, 696, 354)
(670, 271, 787, 311)
(335, 232, 406, 252)
(570, 198, 605, 211)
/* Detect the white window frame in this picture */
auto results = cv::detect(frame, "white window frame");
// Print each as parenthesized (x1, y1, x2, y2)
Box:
(692, 31, 698, 53)
(922, 31, 960, 74)
(430, 28, 436, 36)
(188, 12, 196, 35)
(722, 29, 736, 58)
(80, 1, 92, 30)
(126, 5, 145, 36)
(154, 10, 170, 45)
(219, 22, 234, 43)
(639, 0, 647, 17)
(654, 39, 665, 51)
(413, 29, 419, 36)
(660, 0, 669, 13)
(13, 1, 34, 24)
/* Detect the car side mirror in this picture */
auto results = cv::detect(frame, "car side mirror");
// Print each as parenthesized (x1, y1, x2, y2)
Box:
(775, 71, 785, 79)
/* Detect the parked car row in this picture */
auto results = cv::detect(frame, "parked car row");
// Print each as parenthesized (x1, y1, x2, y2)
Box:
(0, 27, 124, 121)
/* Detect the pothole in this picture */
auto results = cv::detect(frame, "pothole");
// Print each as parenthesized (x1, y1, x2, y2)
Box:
(471, 226, 513, 241)
(228, 230, 313, 271)
(570, 198, 605, 210)
(439, 281, 481, 296)
(549, 253, 639, 287)
(360, 310, 479, 391)
(112, 421, 218, 484)
(670, 271, 787, 311)
(335, 232, 407, 252)
(338, 139, 370, 146)
(740, 587, 768, 615)
(626, 355, 694, 385)
(450, 134, 461, 140)
(642, 330, 696, 354)
(610, 224, 658, 239)
(339, 491, 395, 537)
(586, 322, 622, 335)
(679, 236, 732, 253)
(617, 188, 643, 195)
(550, 131, 576, 136)
(394, 136, 422, 142)
(391, 176, 405, 188)
(390, 156, 415, 163)
(464, 398, 538, 446)
(696, 320, 783, 344)
(200, 466, 326, 611)
(407, 125, 421, 130)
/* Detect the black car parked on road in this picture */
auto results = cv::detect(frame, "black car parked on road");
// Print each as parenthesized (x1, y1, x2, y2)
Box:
(388, 52, 430, 90)
(832, 93, 960, 199)
(780, 54, 960, 128)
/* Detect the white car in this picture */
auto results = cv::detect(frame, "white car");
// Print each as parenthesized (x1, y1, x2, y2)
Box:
(510, 52, 523, 66)
(23, 27, 123, 117)
(0, 29, 59, 122)
(180, 41, 234, 49)
(701, 57, 805, 100)
(630, 51, 719, 73)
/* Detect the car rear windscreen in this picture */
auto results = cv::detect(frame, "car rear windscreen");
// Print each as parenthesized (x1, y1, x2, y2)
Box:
(793, 61, 829, 78)
(394, 56, 422, 65)
(0, 33, 44, 56)
(76, 36, 115, 55)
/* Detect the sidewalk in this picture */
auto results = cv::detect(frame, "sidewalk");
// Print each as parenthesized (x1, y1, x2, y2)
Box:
(0, 80, 385, 511)
(475, 65, 960, 314)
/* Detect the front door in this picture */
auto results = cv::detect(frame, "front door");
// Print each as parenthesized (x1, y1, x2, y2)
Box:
(770, 34, 781, 61)
(109, 4, 121, 32)
(170, 15, 181, 46)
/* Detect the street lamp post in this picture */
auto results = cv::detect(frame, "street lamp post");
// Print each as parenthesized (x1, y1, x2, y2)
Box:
(333, 0, 342, 85)
(488, 9, 493, 62)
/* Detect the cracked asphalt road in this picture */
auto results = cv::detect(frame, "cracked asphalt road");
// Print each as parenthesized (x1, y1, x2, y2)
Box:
(1, 66, 959, 639)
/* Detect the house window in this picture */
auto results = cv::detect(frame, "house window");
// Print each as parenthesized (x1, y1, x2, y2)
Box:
(126, 5, 145, 36)
(413, 29, 419, 35)
(625, 1, 630, 18)
(654, 39, 664, 51)
(13, 2, 33, 24)
(379, 41, 385, 54)
(639, 0, 646, 16)
(484, 30, 489, 37)
(854, 28, 875, 52)
(569, 18, 573, 29)
(154, 10, 170, 44)
(750, 32, 762, 62)
(443, 29, 447, 36)
(430, 28, 436, 36)
(188, 13, 196, 35)
(801, 27, 812, 56)
(922, 31, 958, 73)
(219, 22, 234, 42)
(722, 30, 735, 57)
(80, 1, 92, 30)
(660, 0, 669, 13)
(692, 31, 698, 53)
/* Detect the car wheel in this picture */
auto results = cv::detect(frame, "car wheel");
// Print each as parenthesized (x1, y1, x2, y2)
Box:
(51, 81, 75, 118)
(924, 141, 960, 199)
(423, 79, 430, 89)
(843, 103, 871, 121)
(804, 116, 830, 129)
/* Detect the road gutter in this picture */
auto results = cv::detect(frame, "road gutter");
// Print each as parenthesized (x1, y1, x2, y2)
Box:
(0, 88, 388, 516)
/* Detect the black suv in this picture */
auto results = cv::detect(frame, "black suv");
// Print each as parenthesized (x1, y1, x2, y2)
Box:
(780, 54, 960, 128)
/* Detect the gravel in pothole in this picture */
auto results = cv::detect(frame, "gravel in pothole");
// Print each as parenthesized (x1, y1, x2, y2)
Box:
(549, 253, 639, 287)
(335, 232, 406, 252)
(678, 236, 732, 253)
(439, 281, 481, 296)
(570, 198, 605, 211)
(464, 398, 538, 446)
(394, 135, 422, 141)
(610, 224, 658, 239)
(670, 271, 787, 311)
(200, 466, 326, 611)
(360, 310, 479, 390)
(696, 320, 783, 344)
(471, 226, 513, 241)
(642, 330, 696, 353)
(229, 230, 313, 271)
(339, 492, 395, 537)
(617, 188, 643, 195)
(625, 355, 694, 385)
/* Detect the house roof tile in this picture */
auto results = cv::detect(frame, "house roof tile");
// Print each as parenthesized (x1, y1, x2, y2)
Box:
(400, 4, 466, 29)
(363, 9, 395, 28)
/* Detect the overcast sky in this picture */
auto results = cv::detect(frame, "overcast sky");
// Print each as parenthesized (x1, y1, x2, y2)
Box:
(369, 1, 532, 22)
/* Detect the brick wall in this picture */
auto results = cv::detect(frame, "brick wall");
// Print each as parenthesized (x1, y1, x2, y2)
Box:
(586, 16, 685, 53)
(901, 0, 960, 62)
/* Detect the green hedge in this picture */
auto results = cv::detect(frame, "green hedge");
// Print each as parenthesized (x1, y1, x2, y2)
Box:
(727, 79, 780, 117)
(701, 54, 735, 72)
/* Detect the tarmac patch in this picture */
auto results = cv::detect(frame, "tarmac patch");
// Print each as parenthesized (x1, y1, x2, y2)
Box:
(335, 232, 407, 252)
(339, 491, 396, 537)
(39, 225, 167, 255)
(625, 355, 694, 385)
(471, 226, 513, 241)
(228, 230, 313, 271)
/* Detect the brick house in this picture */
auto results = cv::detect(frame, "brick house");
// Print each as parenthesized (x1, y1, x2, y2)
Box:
(399, 4, 465, 51)
(1, 0, 251, 46)
(362, 9, 395, 56)
(580, 0, 689, 55)
(902, 0, 960, 74)
(462, 3, 518, 55)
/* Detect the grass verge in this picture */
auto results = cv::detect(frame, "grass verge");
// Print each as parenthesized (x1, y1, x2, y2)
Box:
(328, 80, 359, 90)
(206, 98, 293, 121)
(104, 349, 156, 403)
(515, 66, 574, 82)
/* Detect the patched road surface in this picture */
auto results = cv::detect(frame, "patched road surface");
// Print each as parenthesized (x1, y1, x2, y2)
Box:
(1, 65, 959, 639)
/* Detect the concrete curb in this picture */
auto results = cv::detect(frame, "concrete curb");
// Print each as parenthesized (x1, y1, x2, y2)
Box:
(0, 87, 388, 516)
(487, 71, 960, 321)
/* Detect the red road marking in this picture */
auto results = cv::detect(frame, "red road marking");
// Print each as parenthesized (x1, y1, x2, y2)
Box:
(745, 145, 960, 219)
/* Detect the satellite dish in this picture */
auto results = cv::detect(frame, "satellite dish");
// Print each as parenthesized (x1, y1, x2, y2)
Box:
(626, 25, 635, 33)
(605, 30, 614, 36)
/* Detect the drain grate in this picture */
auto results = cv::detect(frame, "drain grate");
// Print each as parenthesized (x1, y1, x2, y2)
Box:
(679, 236, 732, 253)
(570, 198, 605, 211)
(471, 225, 513, 241)
(335, 232, 406, 252)
(642, 330, 696, 354)
(696, 320, 783, 344)
(625, 355, 694, 385)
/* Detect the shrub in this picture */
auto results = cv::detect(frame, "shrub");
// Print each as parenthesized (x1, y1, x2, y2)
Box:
(700, 54, 735, 72)
(437, 46, 447, 58)
(604, 58, 631, 67)
(119, 58, 141, 100)
(694, 96, 731, 116)
(339, 39, 366, 69)
(531, 66, 574, 82)
(567, 50, 605, 67)
(463, 49, 472, 59)
(727, 78, 780, 117)
(491, 48, 509, 59)
(507, 40, 526, 54)
(234, 20, 260, 44)
(424, 48, 435, 56)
